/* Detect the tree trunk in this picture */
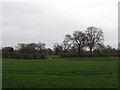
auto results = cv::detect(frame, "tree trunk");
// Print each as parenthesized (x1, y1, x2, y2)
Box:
(78, 44, 81, 55)
(90, 47, 92, 54)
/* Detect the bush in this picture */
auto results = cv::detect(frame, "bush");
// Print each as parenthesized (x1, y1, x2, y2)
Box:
(2, 52, 47, 59)
(59, 52, 118, 58)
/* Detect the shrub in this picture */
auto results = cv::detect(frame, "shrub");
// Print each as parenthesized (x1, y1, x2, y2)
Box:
(2, 52, 47, 59)
(59, 52, 117, 58)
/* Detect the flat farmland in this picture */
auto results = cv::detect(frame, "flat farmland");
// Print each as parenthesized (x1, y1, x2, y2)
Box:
(2, 57, 118, 88)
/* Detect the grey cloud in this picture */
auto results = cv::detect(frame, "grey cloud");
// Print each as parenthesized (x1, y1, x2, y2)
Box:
(2, 0, 118, 48)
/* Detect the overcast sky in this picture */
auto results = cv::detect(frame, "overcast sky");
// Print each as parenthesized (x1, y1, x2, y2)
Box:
(0, 0, 119, 49)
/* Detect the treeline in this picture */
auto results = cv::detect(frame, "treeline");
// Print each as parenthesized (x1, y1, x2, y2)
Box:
(1, 26, 119, 59)
(2, 42, 49, 59)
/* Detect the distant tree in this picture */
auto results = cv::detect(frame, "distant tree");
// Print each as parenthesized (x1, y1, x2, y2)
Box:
(53, 43, 62, 55)
(105, 45, 116, 55)
(37, 42, 46, 52)
(27, 43, 38, 53)
(106, 45, 112, 50)
(93, 43, 105, 55)
(2, 47, 14, 52)
(2, 46, 14, 58)
(14, 42, 46, 59)
(16, 43, 37, 53)
(15, 43, 26, 53)
(72, 31, 87, 55)
(86, 26, 104, 54)
(62, 34, 72, 53)
(16, 42, 46, 53)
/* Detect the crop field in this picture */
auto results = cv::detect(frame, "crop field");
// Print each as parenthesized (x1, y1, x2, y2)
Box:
(2, 57, 118, 88)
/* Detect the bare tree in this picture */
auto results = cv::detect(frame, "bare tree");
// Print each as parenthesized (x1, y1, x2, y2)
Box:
(86, 26, 104, 53)
(62, 34, 72, 53)
(37, 42, 46, 52)
(72, 31, 87, 55)
(16, 42, 46, 53)
(16, 43, 26, 53)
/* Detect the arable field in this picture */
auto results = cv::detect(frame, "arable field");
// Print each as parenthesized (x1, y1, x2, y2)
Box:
(2, 57, 118, 88)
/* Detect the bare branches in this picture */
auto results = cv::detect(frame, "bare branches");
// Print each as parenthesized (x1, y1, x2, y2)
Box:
(86, 26, 104, 53)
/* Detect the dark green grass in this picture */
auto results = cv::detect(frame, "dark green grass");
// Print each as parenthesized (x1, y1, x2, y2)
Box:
(2, 57, 118, 88)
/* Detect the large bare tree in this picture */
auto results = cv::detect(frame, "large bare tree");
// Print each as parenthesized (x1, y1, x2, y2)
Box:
(86, 26, 104, 53)
(72, 31, 87, 55)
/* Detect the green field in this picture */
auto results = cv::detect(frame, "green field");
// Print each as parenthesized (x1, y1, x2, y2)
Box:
(2, 57, 118, 88)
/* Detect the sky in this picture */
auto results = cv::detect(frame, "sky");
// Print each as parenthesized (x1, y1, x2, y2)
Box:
(0, 0, 119, 49)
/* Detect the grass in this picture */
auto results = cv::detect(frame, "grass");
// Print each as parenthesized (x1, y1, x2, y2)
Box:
(2, 56, 118, 88)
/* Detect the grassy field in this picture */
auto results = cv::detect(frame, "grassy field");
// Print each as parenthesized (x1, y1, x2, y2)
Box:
(2, 57, 118, 88)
